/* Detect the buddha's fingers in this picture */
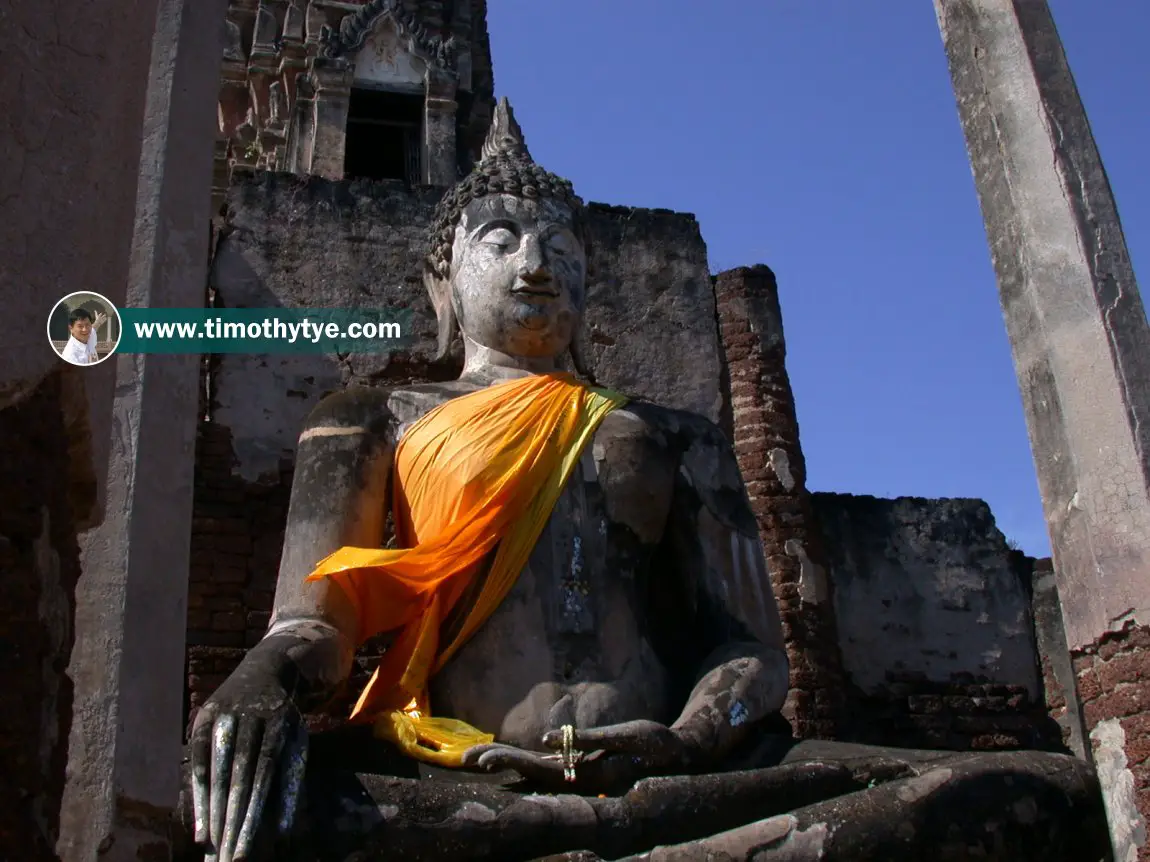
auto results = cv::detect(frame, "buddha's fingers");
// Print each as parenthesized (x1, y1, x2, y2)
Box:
(233, 718, 286, 862)
(545, 720, 681, 759)
(189, 708, 216, 845)
(218, 717, 263, 862)
(208, 713, 238, 859)
(469, 744, 566, 783)
(275, 718, 309, 840)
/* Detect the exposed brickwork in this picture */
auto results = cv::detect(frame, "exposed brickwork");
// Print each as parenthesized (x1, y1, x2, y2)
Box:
(844, 674, 1063, 752)
(713, 265, 847, 738)
(185, 420, 292, 728)
(0, 372, 84, 859)
(1075, 622, 1150, 859)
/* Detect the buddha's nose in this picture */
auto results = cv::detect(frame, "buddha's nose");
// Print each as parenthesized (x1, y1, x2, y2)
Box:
(518, 235, 549, 279)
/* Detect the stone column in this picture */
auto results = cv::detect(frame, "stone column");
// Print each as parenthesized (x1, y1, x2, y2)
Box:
(56, 0, 224, 858)
(424, 69, 459, 186)
(935, 1, 1150, 858)
(714, 266, 848, 738)
(308, 59, 353, 181)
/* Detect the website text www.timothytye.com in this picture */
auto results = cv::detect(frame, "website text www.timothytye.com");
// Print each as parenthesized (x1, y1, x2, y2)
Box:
(132, 316, 403, 345)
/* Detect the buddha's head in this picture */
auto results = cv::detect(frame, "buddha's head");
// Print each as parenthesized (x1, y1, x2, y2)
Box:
(424, 98, 590, 374)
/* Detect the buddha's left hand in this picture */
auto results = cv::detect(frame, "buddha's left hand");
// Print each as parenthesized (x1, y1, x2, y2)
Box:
(460, 720, 692, 788)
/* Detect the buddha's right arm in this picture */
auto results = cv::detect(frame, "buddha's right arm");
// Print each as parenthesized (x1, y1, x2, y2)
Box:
(257, 386, 397, 710)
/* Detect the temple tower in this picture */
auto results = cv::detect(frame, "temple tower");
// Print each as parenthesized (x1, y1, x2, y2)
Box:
(214, 0, 496, 208)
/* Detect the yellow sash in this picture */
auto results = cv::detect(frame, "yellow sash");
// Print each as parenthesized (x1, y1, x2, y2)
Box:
(305, 372, 628, 765)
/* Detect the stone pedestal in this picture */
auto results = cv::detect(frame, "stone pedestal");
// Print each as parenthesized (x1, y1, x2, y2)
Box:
(424, 70, 459, 186)
(55, 0, 224, 858)
(935, 1, 1150, 858)
(714, 266, 847, 737)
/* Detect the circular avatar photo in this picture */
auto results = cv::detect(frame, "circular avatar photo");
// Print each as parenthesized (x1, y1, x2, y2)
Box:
(47, 292, 122, 366)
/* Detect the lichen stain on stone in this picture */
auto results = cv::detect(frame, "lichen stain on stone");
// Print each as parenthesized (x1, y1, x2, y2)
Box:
(895, 767, 953, 803)
(1090, 717, 1147, 861)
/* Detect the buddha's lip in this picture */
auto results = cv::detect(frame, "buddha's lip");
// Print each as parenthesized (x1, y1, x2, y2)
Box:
(511, 285, 559, 297)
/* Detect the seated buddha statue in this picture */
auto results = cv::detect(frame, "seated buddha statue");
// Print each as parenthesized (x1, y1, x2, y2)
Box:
(181, 100, 1108, 862)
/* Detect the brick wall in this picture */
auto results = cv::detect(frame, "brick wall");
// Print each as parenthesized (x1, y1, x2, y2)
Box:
(185, 420, 292, 729)
(845, 676, 1061, 752)
(0, 371, 88, 859)
(1074, 623, 1150, 859)
(713, 265, 848, 738)
(712, 263, 1066, 754)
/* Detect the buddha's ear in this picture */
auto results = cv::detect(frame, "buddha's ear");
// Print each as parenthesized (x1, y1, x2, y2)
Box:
(569, 330, 597, 385)
(422, 260, 457, 361)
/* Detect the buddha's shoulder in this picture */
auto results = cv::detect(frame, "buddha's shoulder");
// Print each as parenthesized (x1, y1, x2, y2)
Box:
(606, 399, 731, 452)
(302, 381, 476, 430)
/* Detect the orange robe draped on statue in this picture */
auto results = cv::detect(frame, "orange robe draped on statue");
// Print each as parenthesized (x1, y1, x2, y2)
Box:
(305, 372, 628, 766)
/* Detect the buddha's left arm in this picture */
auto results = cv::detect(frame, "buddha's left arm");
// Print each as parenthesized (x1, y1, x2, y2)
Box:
(659, 419, 791, 765)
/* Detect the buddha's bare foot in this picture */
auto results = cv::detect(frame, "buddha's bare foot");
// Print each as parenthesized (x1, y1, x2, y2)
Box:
(542, 750, 1107, 862)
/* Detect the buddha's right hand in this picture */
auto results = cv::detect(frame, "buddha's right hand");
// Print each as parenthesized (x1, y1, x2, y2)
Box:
(189, 642, 309, 862)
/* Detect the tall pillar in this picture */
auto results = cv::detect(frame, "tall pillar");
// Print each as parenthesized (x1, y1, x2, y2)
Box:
(308, 60, 353, 181)
(935, 1, 1150, 858)
(56, 0, 224, 858)
(424, 69, 459, 186)
(714, 266, 848, 738)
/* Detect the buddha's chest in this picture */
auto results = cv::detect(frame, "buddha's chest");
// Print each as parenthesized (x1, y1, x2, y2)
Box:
(396, 396, 681, 737)
(387, 387, 678, 637)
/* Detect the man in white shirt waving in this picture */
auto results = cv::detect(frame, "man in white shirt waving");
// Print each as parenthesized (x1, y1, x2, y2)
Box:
(60, 308, 107, 365)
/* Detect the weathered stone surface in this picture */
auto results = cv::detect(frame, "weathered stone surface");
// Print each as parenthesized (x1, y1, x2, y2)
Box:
(215, 0, 495, 184)
(812, 493, 1062, 751)
(172, 733, 1108, 861)
(1031, 558, 1087, 757)
(815, 494, 1040, 696)
(580, 204, 723, 424)
(934, 0, 1150, 652)
(603, 749, 1106, 861)
(0, 1, 156, 413)
(57, 1, 226, 859)
(0, 370, 87, 860)
(936, 2, 1150, 854)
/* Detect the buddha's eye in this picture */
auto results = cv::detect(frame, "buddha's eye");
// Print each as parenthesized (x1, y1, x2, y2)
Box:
(545, 232, 576, 256)
(481, 228, 517, 251)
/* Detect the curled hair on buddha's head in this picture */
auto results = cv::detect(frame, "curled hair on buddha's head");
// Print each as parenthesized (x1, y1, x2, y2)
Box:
(422, 97, 596, 380)
(424, 97, 588, 282)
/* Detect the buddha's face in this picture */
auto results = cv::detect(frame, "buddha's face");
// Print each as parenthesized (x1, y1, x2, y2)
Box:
(447, 194, 586, 359)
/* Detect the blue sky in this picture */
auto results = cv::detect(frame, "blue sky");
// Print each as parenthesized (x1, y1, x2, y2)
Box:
(485, 1, 1149, 557)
